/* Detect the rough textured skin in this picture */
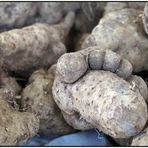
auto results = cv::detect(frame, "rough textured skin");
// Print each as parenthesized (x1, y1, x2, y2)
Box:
(35, 2, 105, 33)
(52, 47, 148, 139)
(128, 75, 148, 104)
(143, 3, 148, 35)
(0, 2, 145, 32)
(75, 2, 145, 33)
(56, 52, 88, 83)
(0, 74, 21, 109)
(104, 2, 146, 15)
(0, 74, 39, 145)
(0, 12, 75, 77)
(82, 8, 148, 72)
(0, 2, 37, 30)
(36, 2, 80, 25)
(128, 2, 146, 10)
(131, 127, 148, 146)
(0, 98, 39, 146)
(21, 67, 74, 136)
(104, 2, 128, 15)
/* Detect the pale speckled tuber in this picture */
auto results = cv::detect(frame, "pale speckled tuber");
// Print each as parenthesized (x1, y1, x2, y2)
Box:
(128, 2, 146, 10)
(0, 2, 145, 33)
(104, 2, 146, 14)
(0, 2, 37, 30)
(35, 2, 105, 33)
(21, 66, 74, 136)
(52, 47, 148, 139)
(82, 8, 148, 72)
(0, 12, 75, 77)
(104, 2, 128, 15)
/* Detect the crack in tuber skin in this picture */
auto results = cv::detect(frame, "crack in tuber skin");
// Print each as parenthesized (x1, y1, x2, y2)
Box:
(0, 12, 75, 77)
(52, 47, 148, 139)
(82, 8, 148, 72)
(21, 65, 75, 136)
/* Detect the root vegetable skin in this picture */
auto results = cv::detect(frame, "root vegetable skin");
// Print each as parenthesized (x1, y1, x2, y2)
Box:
(0, 12, 75, 77)
(82, 8, 148, 72)
(52, 47, 148, 139)
(0, 98, 39, 146)
(21, 67, 74, 136)
(0, 2, 37, 29)
(128, 2, 146, 10)
(104, 2, 146, 15)
(0, 74, 22, 110)
(37, 2, 80, 25)
(0, 74, 39, 146)
(104, 2, 128, 15)
(0, 75, 21, 98)
(36, 2, 105, 33)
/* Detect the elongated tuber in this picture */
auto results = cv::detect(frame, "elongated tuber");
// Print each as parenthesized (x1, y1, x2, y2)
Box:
(0, 12, 75, 77)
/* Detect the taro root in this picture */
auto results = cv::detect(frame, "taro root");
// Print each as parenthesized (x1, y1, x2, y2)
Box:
(36, 2, 105, 33)
(0, 74, 21, 109)
(104, 2, 146, 15)
(82, 8, 148, 72)
(0, 2, 37, 30)
(104, 2, 128, 15)
(52, 47, 148, 139)
(21, 66, 74, 136)
(0, 73, 39, 146)
(0, 98, 39, 146)
(0, 12, 75, 77)
(36, 2, 80, 25)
